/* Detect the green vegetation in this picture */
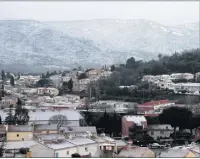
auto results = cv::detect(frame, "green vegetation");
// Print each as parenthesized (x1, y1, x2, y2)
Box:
(4, 98, 29, 125)
(94, 49, 200, 103)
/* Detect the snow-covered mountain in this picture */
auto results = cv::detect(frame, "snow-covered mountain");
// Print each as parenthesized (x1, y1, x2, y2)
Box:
(0, 19, 199, 72)
(47, 19, 199, 54)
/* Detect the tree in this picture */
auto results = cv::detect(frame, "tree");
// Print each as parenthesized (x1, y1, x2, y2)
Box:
(159, 107, 192, 144)
(14, 98, 29, 125)
(78, 73, 87, 80)
(10, 75, 15, 86)
(46, 71, 50, 78)
(110, 111, 121, 137)
(49, 115, 68, 125)
(37, 78, 53, 87)
(126, 57, 136, 68)
(110, 65, 116, 72)
(1, 70, 6, 82)
(71, 153, 81, 157)
(4, 105, 15, 125)
(62, 72, 66, 77)
(17, 73, 20, 80)
(67, 78, 73, 92)
(6, 72, 11, 79)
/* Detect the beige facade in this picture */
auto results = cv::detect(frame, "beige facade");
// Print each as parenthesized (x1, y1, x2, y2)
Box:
(7, 132, 33, 141)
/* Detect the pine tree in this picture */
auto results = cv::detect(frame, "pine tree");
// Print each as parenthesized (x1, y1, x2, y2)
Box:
(17, 72, 20, 80)
(1, 70, 6, 82)
(14, 98, 29, 125)
(10, 75, 15, 86)
(46, 71, 50, 78)
(0, 116, 2, 125)
(67, 78, 73, 92)
(4, 105, 15, 125)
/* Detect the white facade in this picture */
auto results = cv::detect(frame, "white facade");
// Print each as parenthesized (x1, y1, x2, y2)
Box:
(174, 83, 200, 93)
(37, 87, 59, 96)
(148, 124, 173, 140)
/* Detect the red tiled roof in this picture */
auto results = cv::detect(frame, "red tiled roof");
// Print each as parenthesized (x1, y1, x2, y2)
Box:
(144, 114, 159, 117)
(138, 100, 169, 107)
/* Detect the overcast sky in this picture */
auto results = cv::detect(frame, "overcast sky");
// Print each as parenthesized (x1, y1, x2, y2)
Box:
(0, 1, 199, 26)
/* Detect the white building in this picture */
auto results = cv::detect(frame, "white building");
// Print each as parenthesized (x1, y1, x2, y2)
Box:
(148, 124, 173, 140)
(174, 83, 200, 93)
(30, 137, 101, 157)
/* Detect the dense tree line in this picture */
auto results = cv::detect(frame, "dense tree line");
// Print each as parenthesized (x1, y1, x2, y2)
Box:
(95, 49, 200, 103)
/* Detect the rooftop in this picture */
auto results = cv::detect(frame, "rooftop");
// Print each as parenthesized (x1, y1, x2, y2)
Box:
(60, 126, 97, 134)
(8, 125, 33, 132)
(148, 124, 173, 131)
(4, 141, 38, 149)
(36, 134, 65, 141)
(34, 124, 58, 131)
(124, 115, 146, 125)
(159, 148, 192, 157)
(67, 137, 96, 146)
(45, 140, 76, 150)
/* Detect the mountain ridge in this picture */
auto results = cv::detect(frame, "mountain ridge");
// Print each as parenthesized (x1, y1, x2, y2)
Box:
(0, 19, 199, 72)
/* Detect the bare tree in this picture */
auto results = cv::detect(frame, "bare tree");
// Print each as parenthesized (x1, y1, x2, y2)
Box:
(49, 115, 68, 125)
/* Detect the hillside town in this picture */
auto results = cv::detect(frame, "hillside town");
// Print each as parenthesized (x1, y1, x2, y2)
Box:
(1, 56, 200, 158)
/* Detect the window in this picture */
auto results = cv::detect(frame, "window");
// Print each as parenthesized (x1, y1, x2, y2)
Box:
(66, 151, 69, 155)
(160, 131, 164, 135)
(85, 147, 88, 152)
(151, 131, 154, 135)
(17, 134, 19, 137)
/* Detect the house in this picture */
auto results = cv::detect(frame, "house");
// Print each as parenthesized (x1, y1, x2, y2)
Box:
(73, 78, 91, 92)
(194, 127, 200, 141)
(85, 69, 102, 77)
(37, 87, 59, 96)
(121, 115, 147, 137)
(33, 124, 58, 134)
(117, 146, 155, 157)
(147, 124, 173, 141)
(195, 72, 200, 82)
(170, 73, 194, 81)
(30, 140, 76, 158)
(4, 140, 38, 155)
(137, 100, 175, 115)
(0, 125, 6, 140)
(30, 136, 100, 157)
(6, 125, 33, 141)
(0, 96, 18, 107)
(60, 126, 97, 137)
(173, 83, 200, 93)
(159, 148, 196, 157)
(34, 133, 66, 142)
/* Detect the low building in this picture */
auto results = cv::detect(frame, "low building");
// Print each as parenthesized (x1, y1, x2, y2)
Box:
(30, 136, 101, 157)
(121, 115, 147, 137)
(6, 125, 33, 141)
(34, 124, 58, 134)
(137, 100, 175, 115)
(148, 124, 173, 141)
(173, 83, 200, 93)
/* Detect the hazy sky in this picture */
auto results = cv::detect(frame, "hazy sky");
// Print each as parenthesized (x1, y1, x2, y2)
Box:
(0, 1, 199, 26)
